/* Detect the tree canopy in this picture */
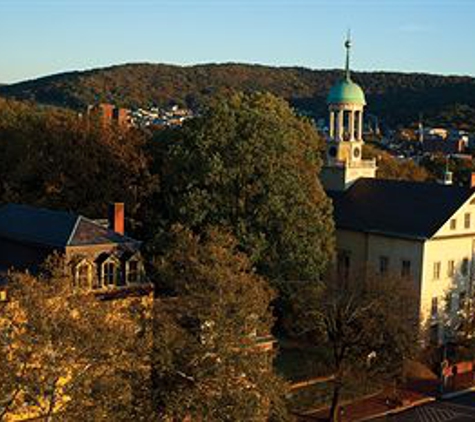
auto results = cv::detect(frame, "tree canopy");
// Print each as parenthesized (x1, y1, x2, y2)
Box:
(363, 143, 431, 182)
(150, 92, 335, 285)
(0, 258, 154, 421)
(0, 97, 157, 221)
(152, 225, 288, 421)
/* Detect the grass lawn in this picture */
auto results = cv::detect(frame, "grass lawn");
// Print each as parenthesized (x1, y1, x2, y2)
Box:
(274, 340, 381, 413)
(274, 341, 333, 382)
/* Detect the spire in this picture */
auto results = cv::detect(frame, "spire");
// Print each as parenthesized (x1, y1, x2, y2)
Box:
(344, 30, 352, 81)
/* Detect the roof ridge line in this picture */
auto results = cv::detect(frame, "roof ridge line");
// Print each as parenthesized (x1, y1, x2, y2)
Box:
(66, 215, 82, 246)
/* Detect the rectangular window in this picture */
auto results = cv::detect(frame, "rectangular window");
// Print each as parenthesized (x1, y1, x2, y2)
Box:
(337, 250, 351, 280)
(446, 293, 453, 314)
(433, 262, 441, 280)
(431, 297, 438, 318)
(379, 256, 389, 275)
(127, 261, 139, 284)
(465, 213, 471, 229)
(401, 260, 411, 278)
(450, 219, 457, 230)
(459, 291, 467, 310)
(447, 260, 455, 277)
(462, 258, 469, 277)
(103, 262, 116, 287)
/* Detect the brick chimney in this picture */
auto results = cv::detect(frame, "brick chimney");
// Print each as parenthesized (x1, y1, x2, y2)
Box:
(109, 203, 125, 235)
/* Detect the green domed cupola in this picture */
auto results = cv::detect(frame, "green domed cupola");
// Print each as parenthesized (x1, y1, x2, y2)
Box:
(327, 37, 366, 105)
(327, 79, 366, 105)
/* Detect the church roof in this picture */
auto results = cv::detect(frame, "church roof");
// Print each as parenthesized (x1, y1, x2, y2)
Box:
(328, 179, 475, 240)
(0, 203, 137, 248)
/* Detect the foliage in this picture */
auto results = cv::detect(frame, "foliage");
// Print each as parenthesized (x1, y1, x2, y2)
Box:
(420, 154, 475, 186)
(3, 63, 475, 130)
(151, 225, 289, 421)
(0, 97, 158, 221)
(364, 143, 431, 182)
(289, 271, 418, 420)
(0, 258, 154, 421)
(149, 92, 334, 286)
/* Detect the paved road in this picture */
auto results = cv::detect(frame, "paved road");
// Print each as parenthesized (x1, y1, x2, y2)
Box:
(374, 392, 475, 422)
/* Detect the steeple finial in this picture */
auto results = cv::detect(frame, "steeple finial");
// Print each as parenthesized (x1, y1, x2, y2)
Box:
(345, 30, 352, 81)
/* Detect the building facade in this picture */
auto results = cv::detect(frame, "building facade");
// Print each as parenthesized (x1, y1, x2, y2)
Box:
(0, 203, 148, 294)
(322, 38, 475, 341)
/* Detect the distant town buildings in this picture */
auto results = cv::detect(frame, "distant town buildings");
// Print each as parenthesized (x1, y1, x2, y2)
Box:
(85, 103, 195, 129)
(130, 104, 194, 128)
(420, 127, 469, 155)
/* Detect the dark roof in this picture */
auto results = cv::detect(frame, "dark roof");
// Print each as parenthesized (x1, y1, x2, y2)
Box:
(0, 204, 137, 248)
(328, 179, 475, 240)
(70, 218, 133, 246)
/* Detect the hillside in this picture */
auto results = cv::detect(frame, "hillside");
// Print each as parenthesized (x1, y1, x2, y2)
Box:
(1, 63, 475, 129)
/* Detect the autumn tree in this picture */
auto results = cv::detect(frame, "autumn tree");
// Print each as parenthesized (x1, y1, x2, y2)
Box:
(363, 143, 430, 182)
(290, 272, 418, 421)
(149, 92, 334, 288)
(0, 259, 154, 421)
(151, 225, 289, 421)
(0, 98, 158, 222)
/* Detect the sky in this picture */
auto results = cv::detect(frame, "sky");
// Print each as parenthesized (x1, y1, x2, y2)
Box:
(1, 0, 475, 84)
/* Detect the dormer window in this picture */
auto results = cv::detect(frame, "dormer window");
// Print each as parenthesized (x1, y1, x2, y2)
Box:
(74, 260, 92, 289)
(102, 261, 118, 287)
(127, 260, 140, 284)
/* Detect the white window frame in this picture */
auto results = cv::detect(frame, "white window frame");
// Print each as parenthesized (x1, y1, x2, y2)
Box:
(74, 259, 92, 289)
(101, 257, 120, 288)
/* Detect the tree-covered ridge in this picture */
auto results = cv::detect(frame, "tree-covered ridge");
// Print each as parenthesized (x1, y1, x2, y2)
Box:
(2, 63, 475, 129)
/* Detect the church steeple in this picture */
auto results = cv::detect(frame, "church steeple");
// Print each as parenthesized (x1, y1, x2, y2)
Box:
(320, 35, 377, 192)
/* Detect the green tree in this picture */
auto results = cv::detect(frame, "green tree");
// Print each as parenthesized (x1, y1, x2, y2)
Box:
(151, 225, 288, 421)
(150, 92, 334, 287)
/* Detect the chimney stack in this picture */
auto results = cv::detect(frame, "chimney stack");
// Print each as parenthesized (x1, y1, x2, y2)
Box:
(109, 203, 125, 235)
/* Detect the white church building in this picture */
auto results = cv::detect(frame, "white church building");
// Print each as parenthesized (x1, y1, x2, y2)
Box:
(322, 38, 475, 341)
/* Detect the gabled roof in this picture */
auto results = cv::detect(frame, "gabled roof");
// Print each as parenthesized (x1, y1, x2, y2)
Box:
(328, 179, 475, 240)
(0, 204, 137, 248)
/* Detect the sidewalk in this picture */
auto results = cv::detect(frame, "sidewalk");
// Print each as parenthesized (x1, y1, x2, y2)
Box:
(297, 387, 431, 421)
(296, 370, 475, 421)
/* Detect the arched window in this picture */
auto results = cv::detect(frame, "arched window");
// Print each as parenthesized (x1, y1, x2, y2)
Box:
(76, 263, 90, 289)
(74, 260, 91, 289)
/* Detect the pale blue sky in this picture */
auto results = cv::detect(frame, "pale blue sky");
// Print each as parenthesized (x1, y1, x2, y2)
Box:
(1, 0, 474, 83)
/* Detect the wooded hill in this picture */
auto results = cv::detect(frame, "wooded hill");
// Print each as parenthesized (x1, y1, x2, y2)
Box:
(1, 63, 475, 130)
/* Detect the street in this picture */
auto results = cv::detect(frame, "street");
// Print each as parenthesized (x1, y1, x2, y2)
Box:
(374, 392, 475, 422)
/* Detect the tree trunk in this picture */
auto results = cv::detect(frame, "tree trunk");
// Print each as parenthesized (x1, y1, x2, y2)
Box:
(329, 379, 342, 422)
